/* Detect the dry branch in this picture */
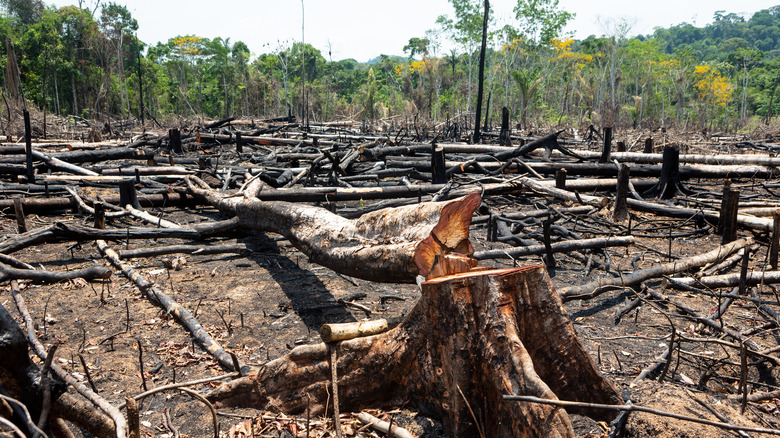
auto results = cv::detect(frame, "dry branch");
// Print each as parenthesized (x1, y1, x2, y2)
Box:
(473, 236, 634, 260)
(0, 263, 111, 283)
(665, 270, 780, 289)
(560, 238, 754, 301)
(96, 240, 242, 373)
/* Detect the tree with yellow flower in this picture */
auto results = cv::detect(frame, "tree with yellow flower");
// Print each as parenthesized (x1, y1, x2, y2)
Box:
(694, 64, 733, 128)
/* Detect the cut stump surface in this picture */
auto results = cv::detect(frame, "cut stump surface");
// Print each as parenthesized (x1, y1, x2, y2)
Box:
(208, 265, 621, 437)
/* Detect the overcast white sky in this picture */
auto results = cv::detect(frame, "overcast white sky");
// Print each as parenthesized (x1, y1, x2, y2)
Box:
(49, 0, 780, 61)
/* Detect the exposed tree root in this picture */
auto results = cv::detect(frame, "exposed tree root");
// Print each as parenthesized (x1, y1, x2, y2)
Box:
(207, 265, 621, 437)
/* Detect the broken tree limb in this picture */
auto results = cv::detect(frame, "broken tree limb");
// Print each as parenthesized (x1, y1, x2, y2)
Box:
(206, 266, 621, 437)
(29, 150, 99, 176)
(626, 198, 773, 232)
(96, 240, 243, 373)
(493, 130, 585, 161)
(118, 243, 249, 259)
(0, 262, 111, 283)
(517, 176, 609, 208)
(186, 176, 481, 282)
(10, 281, 126, 438)
(319, 318, 400, 343)
(122, 204, 179, 228)
(503, 395, 780, 436)
(357, 412, 414, 438)
(560, 238, 754, 301)
(665, 270, 780, 289)
(473, 236, 634, 260)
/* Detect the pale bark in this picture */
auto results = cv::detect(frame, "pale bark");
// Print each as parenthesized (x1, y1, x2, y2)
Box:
(560, 238, 754, 301)
(186, 176, 481, 282)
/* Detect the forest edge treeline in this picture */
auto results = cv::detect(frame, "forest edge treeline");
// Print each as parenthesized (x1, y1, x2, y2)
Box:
(2, 0, 780, 132)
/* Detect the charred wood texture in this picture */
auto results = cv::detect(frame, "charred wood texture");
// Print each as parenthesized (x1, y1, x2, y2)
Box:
(642, 144, 692, 199)
(599, 127, 612, 163)
(500, 106, 512, 146)
(0, 302, 62, 432)
(207, 265, 621, 437)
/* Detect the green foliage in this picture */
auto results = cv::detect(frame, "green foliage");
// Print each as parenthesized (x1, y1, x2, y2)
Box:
(5, 0, 780, 131)
(514, 0, 574, 44)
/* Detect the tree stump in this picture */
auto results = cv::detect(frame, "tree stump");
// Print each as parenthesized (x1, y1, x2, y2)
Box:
(207, 265, 621, 437)
(642, 144, 694, 199)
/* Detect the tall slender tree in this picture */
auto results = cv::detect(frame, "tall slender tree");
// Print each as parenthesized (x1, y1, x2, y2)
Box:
(472, 0, 489, 143)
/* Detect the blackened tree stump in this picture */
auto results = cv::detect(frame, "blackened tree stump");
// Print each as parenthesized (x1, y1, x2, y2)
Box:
(207, 265, 621, 437)
(643, 144, 694, 199)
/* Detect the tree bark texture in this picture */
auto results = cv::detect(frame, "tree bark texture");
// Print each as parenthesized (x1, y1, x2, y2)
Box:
(186, 176, 481, 282)
(207, 265, 621, 437)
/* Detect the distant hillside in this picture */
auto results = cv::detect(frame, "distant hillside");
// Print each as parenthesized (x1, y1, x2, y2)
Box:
(650, 6, 780, 60)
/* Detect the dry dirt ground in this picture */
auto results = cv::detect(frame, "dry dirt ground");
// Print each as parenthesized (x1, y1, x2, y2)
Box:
(3, 128, 780, 437)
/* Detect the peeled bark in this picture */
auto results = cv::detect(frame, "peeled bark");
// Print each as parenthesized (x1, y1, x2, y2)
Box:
(209, 266, 620, 437)
(207, 265, 621, 437)
(186, 176, 481, 282)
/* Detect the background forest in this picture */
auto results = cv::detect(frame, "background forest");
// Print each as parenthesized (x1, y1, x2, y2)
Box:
(2, 0, 780, 132)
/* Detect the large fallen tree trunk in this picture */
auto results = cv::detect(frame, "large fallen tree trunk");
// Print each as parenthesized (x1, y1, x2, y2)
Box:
(186, 176, 481, 282)
(207, 265, 621, 437)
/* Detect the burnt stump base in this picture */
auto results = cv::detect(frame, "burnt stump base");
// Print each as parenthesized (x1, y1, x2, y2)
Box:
(207, 265, 621, 437)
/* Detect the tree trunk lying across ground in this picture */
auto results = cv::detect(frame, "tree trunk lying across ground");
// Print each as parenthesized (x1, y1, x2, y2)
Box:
(186, 176, 481, 282)
(207, 265, 621, 437)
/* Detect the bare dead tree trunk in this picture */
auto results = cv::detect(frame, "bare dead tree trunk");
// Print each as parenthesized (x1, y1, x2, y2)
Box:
(472, 0, 489, 144)
(207, 265, 621, 437)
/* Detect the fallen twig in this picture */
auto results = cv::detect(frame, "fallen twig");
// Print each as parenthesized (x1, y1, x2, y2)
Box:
(503, 395, 780, 436)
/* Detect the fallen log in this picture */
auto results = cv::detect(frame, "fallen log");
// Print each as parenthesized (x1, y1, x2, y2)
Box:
(560, 238, 754, 301)
(207, 265, 621, 437)
(0, 219, 239, 255)
(229, 180, 521, 203)
(101, 166, 192, 176)
(386, 157, 780, 179)
(665, 270, 780, 289)
(626, 198, 773, 232)
(0, 192, 200, 214)
(0, 147, 153, 163)
(186, 176, 481, 282)
(0, 263, 111, 283)
(517, 176, 609, 208)
(567, 149, 780, 167)
(473, 236, 634, 260)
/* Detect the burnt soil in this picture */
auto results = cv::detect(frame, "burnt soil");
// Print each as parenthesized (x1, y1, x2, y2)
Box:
(3, 127, 780, 437)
